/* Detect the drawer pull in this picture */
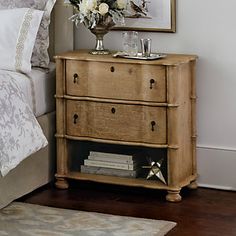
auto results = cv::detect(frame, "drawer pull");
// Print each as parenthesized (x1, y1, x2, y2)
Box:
(73, 114, 79, 124)
(73, 73, 79, 83)
(150, 79, 155, 89)
(111, 107, 116, 114)
(110, 66, 115, 72)
(151, 121, 156, 131)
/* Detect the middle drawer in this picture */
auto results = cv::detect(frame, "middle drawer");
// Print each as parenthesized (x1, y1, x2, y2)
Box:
(66, 60, 166, 102)
(66, 100, 167, 145)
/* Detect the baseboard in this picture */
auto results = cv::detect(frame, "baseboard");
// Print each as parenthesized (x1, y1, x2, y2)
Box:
(196, 145, 236, 191)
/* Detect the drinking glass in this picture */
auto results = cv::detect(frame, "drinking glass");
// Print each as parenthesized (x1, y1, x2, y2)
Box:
(122, 31, 138, 56)
(140, 38, 152, 57)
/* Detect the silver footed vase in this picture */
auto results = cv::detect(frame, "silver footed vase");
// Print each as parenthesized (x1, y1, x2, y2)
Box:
(89, 17, 115, 55)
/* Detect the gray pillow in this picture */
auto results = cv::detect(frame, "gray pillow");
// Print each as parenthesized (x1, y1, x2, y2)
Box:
(0, 0, 56, 68)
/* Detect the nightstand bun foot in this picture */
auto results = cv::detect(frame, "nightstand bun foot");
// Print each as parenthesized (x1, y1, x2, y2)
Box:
(166, 190, 182, 202)
(187, 180, 198, 189)
(55, 177, 69, 189)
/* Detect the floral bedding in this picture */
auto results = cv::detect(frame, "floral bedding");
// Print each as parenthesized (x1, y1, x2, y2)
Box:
(0, 70, 48, 177)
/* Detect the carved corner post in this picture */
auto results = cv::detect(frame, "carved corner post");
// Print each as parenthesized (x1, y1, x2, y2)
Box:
(188, 60, 198, 189)
(166, 65, 182, 202)
(55, 58, 69, 189)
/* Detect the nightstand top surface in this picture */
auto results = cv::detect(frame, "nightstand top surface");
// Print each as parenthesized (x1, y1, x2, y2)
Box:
(55, 49, 197, 66)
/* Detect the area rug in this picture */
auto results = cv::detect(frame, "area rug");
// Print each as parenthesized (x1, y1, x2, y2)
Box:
(0, 202, 176, 236)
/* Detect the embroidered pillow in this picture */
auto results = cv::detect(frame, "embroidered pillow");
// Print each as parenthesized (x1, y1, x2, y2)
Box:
(0, 0, 56, 68)
(0, 8, 43, 73)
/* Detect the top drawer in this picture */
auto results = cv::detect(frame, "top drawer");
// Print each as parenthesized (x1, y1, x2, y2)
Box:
(66, 60, 166, 102)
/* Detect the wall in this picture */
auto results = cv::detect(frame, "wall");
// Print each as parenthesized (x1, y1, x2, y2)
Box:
(74, 0, 236, 190)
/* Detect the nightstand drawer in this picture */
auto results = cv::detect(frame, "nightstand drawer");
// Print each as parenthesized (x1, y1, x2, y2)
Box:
(66, 60, 166, 102)
(66, 100, 167, 144)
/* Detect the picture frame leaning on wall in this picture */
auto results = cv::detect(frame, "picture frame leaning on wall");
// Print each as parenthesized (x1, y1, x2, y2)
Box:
(113, 0, 176, 32)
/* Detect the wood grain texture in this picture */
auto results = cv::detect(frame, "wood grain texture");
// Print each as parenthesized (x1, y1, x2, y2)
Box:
(55, 50, 198, 201)
(66, 60, 166, 102)
(54, 50, 197, 66)
(66, 100, 167, 144)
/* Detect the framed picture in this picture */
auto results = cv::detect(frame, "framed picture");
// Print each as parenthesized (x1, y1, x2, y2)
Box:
(113, 0, 176, 32)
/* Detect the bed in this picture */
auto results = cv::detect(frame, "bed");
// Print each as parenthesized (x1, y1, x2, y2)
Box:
(0, 0, 74, 209)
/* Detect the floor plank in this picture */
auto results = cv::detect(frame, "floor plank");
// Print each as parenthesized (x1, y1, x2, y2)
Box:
(18, 181, 236, 236)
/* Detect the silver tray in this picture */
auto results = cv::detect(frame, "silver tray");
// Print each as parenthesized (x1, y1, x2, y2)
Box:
(113, 52, 166, 60)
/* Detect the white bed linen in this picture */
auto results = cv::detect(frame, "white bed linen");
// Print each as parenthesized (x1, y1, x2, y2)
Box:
(0, 70, 48, 176)
(0, 8, 43, 73)
(12, 63, 56, 117)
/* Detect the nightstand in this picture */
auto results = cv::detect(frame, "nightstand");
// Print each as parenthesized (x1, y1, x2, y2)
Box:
(55, 49, 198, 202)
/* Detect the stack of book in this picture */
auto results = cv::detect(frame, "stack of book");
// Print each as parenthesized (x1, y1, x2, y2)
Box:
(81, 151, 140, 178)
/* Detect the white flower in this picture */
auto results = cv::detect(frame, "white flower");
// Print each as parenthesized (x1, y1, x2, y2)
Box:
(87, 0, 97, 11)
(117, 0, 127, 9)
(79, 1, 88, 15)
(98, 3, 109, 15)
(79, 0, 97, 15)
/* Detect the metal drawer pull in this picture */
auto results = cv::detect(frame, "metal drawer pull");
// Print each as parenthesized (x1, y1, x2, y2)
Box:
(73, 114, 79, 124)
(110, 66, 115, 72)
(73, 73, 78, 83)
(111, 107, 116, 114)
(151, 121, 156, 131)
(150, 79, 155, 89)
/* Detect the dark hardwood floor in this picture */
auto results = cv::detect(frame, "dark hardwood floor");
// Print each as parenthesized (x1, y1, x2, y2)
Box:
(18, 180, 236, 236)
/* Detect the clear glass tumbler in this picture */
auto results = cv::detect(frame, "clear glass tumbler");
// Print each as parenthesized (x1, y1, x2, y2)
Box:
(140, 38, 152, 57)
(122, 31, 138, 56)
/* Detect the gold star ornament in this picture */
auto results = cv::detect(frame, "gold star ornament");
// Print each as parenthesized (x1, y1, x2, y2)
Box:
(142, 159, 167, 185)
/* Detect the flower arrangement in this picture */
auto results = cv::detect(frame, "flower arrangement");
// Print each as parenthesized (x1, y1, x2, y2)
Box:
(69, 0, 128, 29)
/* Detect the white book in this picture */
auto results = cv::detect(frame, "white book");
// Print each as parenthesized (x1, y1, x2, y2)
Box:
(81, 165, 138, 178)
(84, 159, 137, 170)
(88, 154, 135, 164)
(89, 151, 133, 161)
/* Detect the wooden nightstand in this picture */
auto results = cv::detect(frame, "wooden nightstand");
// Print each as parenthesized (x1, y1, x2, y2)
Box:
(55, 49, 198, 202)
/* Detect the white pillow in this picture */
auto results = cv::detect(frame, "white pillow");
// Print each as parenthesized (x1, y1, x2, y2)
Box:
(0, 0, 57, 69)
(0, 8, 43, 73)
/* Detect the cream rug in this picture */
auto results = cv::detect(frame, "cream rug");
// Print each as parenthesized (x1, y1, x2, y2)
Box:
(0, 202, 176, 236)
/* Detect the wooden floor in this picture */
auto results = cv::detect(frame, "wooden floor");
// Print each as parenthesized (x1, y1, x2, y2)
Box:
(19, 180, 236, 236)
